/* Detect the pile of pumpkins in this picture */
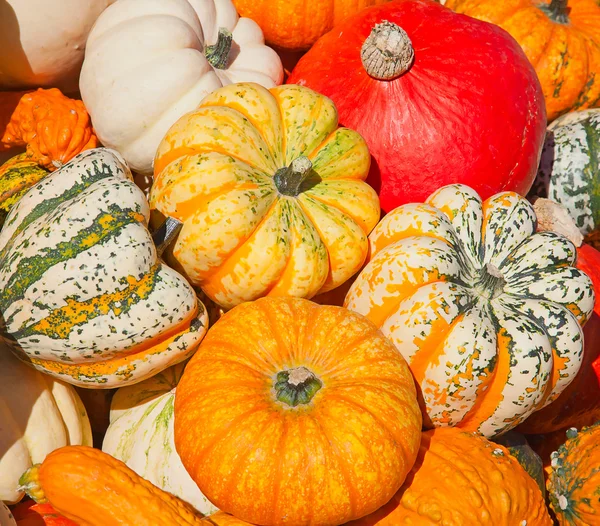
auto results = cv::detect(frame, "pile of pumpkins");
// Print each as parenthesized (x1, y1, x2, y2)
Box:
(2, 0, 600, 525)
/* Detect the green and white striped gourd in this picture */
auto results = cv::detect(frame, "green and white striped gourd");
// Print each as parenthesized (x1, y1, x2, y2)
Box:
(345, 184, 595, 438)
(103, 362, 218, 515)
(0, 148, 208, 388)
(529, 109, 600, 238)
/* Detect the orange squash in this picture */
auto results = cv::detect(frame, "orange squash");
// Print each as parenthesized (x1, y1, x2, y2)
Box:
(349, 427, 552, 525)
(547, 424, 600, 525)
(0, 88, 97, 170)
(443, 0, 600, 121)
(232, 0, 392, 50)
(174, 296, 422, 526)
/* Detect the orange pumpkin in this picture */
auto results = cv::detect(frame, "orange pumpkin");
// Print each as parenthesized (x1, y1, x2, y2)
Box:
(232, 0, 393, 50)
(349, 427, 552, 525)
(174, 297, 422, 526)
(0, 88, 97, 170)
(443, 0, 600, 121)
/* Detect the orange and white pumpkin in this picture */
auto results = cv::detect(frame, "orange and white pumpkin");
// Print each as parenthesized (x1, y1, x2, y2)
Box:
(345, 184, 595, 437)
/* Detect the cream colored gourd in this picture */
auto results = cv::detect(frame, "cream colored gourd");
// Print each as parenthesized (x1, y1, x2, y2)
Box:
(103, 363, 218, 515)
(79, 0, 283, 175)
(0, 346, 92, 504)
(0, 0, 113, 92)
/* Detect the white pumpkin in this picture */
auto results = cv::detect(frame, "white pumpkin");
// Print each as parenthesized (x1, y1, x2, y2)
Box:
(0, 346, 92, 504)
(79, 0, 284, 175)
(103, 362, 218, 514)
(0, 0, 113, 92)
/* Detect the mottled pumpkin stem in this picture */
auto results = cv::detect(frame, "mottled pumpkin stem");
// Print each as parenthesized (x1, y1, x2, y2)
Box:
(273, 156, 313, 197)
(543, 0, 570, 23)
(475, 263, 506, 300)
(361, 21, 414, 80)
(18, 465, 47, 504)
(274, 366, 322, 407)
(205, 28, 234, 69)
(152, 216, 183, 257)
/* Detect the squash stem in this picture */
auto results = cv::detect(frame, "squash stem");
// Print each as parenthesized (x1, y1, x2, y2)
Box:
(152, 216, 183, 258)
(273, 156, 313, 196)
(274, 366, 322, 407)
(542, 0, 570, 24)
(361, 21, 414, 80)
(205, 28, 233, 69)
(18, 465, 48, 504)
(475, 263, 506, 301)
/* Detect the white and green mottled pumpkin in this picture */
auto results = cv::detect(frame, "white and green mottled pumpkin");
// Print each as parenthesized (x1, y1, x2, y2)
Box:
(0, 148, 208, 388)
(0, 345, 92, 504)
(345, 184, 595, 438)
(529, 109, 600, 238)
(102, 362, 218, 514)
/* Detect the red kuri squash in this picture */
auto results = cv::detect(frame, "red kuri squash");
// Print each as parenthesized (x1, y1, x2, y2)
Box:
(288, 0, 546, 212)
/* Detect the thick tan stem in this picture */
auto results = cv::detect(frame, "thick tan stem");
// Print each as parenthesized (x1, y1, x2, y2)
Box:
(533, 198, 583, 247)
(361, 21, 414, 81)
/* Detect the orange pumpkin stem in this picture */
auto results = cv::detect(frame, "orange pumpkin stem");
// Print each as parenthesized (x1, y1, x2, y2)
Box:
(273, 155, 313, 196)
(361, 21, 414, 80)
(205, 28, 234, 69)
(543, 0, 570, 23)
(274, 366, 322, 407)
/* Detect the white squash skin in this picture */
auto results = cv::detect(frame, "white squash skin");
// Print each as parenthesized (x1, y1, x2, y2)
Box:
(0, 347, 92, 504)
(0, 0, 113, 92)
(103, 363, 218, 514)
(0, 503, 17, 526)
(80, 0, 283, 174)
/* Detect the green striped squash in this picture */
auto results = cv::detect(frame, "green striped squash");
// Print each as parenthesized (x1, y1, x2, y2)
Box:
(529, 109, 600, 241)
(0, 153, 49, 228)
(0, 148, 208, 388)
(103, 362, 218, 515)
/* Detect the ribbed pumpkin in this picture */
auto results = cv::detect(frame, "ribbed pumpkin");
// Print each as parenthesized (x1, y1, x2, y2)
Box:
(0, 89, 98, 171)
(151, 82, 380, 310)
(19, 446, 226, 526)
(0, 346, 92, 505)
(529, 109, 600, 246)
(103, 363, 218, 515)
(0, 153, 49, 227)
(444, 0, 600, 122)
(0, 148, 208, 388)
(287, 0, 546, 213)
(547, 424, 600, 525)
(174, 297, 422, 525)
(232, 0, 392, 50)
(345, 184, 595, 437)
(11, 501, 76, 526)
(348, 427, 552, 525)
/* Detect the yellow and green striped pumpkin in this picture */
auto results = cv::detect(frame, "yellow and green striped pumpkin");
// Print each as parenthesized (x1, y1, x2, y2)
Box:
(0, 148, 208, 388)
(345, 184, 595, 437)
(103, 362, 218, 515)
(150, 82, 380, 310)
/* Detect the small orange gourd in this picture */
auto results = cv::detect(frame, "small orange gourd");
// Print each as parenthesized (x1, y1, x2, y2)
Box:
(0, 88, 98, 170)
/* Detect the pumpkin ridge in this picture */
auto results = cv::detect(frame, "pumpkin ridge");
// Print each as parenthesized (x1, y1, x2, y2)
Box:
(269, 413, 289, 523)
(301, 189, 370, 236)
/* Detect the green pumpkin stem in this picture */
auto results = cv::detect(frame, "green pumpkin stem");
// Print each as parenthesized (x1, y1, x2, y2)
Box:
(543, 0, 570, 24)
(273, 156, 313, 197)
(18, 464, 48, 504)
(152, 216, 183, 258)
(205, 28, 234, 69)
(274, 366, 322, 407)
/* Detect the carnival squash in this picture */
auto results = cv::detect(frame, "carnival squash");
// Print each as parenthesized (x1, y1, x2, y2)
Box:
(80, 0, 283, 175)
(0, 89, 98, 171)
(444, 0, 600, 122)
(0, 347, 92, 505)
(0, 154, 49, 227)
(345, 184, 595, 437)
(174, 297, 422, 525)
(0, 0, 112, 92)
(529, 109, 600, 247)
(151, 82, 380, 310)
(288, 0, 546, 213)
(232, 0, 392, 50)
(103, 363, 218, 514)
(0, 148, 208, 388)
(348, 427, 552, 525)
(547, 424, 600, 525)
(11, 501, 75, 526)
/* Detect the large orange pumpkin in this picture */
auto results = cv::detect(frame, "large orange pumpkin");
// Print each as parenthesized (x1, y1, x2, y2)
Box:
(443, 0, 600, 121)
(231, 0, 392, 50)
(174, 297, 422, 526)
(349, 427, 552, 525)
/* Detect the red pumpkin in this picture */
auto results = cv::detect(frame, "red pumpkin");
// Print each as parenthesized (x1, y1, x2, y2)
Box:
(288, 0, 546, 212)
(11, 501, 75, 526)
